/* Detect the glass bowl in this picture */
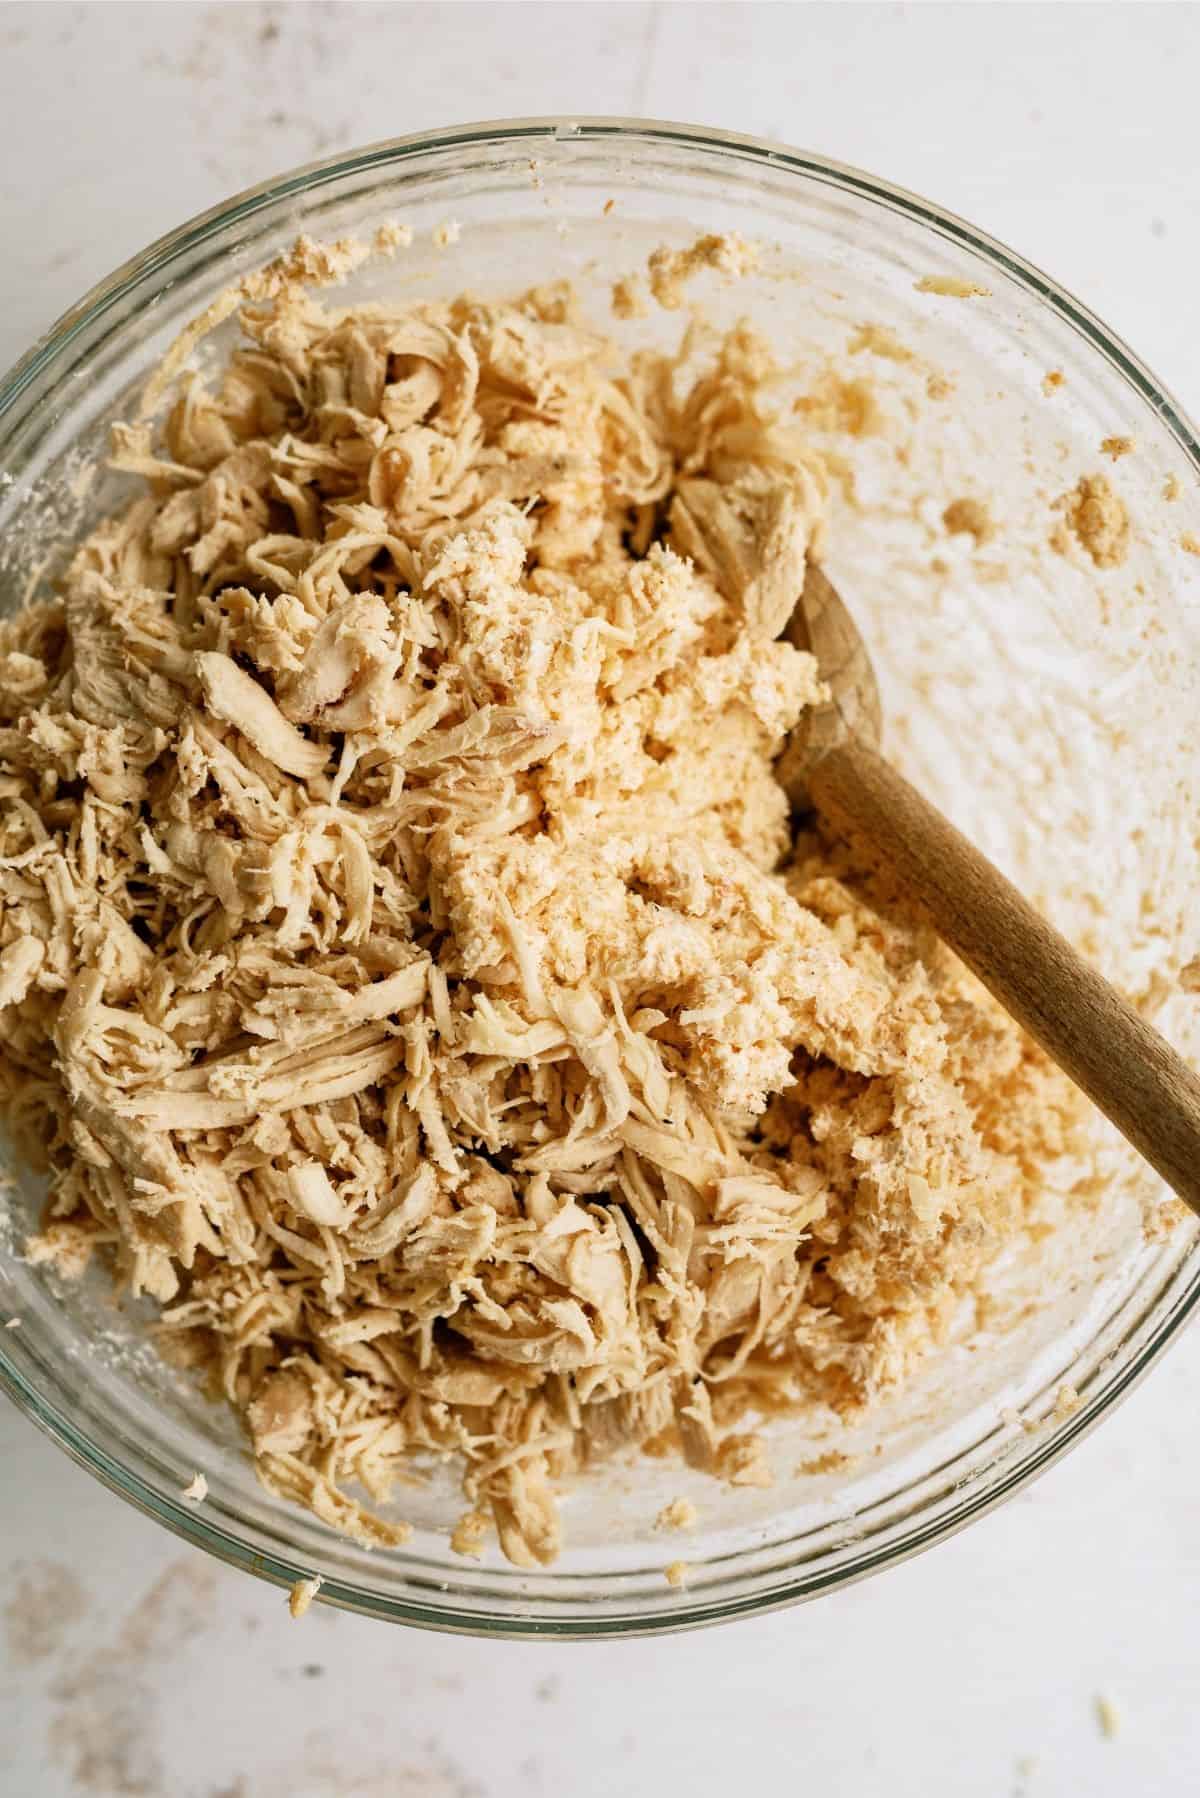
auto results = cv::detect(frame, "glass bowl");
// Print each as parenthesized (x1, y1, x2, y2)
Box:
(1, 118, 1198, 1638)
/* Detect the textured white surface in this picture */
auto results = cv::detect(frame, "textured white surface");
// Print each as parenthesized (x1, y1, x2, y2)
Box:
(1, 3, 1199, 1794)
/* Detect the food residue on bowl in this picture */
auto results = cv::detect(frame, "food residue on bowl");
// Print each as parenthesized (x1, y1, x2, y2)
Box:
(655, 1497, 699, 1533)
(1052, 472, 1131, 568)
(914, 275, 991, 300)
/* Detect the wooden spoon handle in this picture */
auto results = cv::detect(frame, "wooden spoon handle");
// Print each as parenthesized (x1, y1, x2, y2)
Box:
(808, 738, 1200, 1215)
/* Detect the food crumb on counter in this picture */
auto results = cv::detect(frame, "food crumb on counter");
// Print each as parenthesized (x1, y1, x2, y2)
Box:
(1100, 435, 1135, 460)
(1094, 1693, 1120, 1740)
(664, 1561, 690, 1589)
(3, 1560, 89, 1666)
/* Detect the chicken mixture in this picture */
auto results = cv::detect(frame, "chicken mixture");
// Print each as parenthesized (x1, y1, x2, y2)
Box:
(0, 240, 1078, 1566)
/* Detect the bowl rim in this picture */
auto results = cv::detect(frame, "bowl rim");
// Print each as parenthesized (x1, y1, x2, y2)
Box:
(4, 115, 1199, 467)
(2, 114, 1198, 1638)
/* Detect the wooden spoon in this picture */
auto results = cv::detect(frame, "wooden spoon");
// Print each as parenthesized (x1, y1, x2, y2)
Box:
(778, 562, 1200, 1216)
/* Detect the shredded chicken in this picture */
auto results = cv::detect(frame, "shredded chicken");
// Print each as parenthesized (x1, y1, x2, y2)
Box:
(288, 1574, 323, 1619)
(0, 245, 1080, 1568)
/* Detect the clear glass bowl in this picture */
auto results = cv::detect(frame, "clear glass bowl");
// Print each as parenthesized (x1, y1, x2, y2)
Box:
(1, 119, 1198, 1637)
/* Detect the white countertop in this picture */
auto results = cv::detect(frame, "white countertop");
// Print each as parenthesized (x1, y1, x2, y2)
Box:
(1, 5, 1198, 1794)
